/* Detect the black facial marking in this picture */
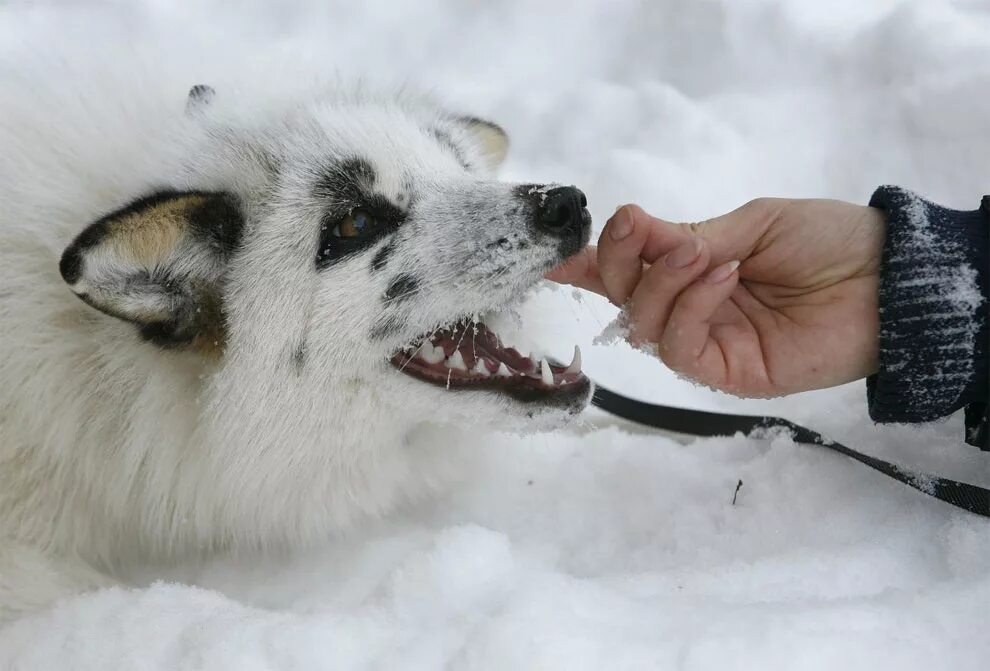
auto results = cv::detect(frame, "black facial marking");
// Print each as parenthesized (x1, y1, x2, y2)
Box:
(314, 157, 408, 270)
(341, 157, 375, 184)
(313, 157, 376, 203)
(383, 274, 419, 304)
(188, 193, 245, 260)
(371, 242, 394, 272)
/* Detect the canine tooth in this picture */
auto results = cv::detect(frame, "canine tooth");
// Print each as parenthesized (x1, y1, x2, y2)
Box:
(565, 345, 582, 375)
(472, 359, 490, 377)
(540, 358, 554, 386)
(445, 350, 468, 371)
(496, 362, 512, 378)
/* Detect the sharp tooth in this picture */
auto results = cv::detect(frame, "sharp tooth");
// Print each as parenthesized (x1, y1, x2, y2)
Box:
(472, 359, 490, 377)
(422, 344, 445, 364)
(540, 358, 554, 386)
(565, 345, 582, 375)
(445, 350, 467, 371)
(496, 362, 512, 377)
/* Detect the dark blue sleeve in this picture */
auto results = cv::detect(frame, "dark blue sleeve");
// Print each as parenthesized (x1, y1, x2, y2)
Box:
(866, 187, 988, 449)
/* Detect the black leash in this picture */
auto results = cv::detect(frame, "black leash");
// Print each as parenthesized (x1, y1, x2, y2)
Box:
(590, 384, 990, 518)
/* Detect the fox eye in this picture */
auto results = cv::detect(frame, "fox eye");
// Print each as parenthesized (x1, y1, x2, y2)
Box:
(334, 209, 378, 238)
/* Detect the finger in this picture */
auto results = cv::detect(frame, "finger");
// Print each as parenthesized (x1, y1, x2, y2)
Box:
(598, 204, 694, 305)
(625, 236, 711, 346)
(543, 246, 608, 297)
(657, 260, 741, 387)
(636, 199, 781, 266)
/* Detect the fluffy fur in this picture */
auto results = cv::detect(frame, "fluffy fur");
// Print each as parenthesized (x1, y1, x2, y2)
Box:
(0, 66, 591, 622)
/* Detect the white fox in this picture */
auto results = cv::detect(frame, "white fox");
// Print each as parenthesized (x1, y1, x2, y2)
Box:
(0, 69, 592, 621)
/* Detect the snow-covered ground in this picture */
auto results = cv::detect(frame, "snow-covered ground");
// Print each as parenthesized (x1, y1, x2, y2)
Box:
(2, 1, 989, 668)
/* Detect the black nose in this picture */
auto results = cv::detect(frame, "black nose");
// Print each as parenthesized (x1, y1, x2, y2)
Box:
(536, 186, 589, 238)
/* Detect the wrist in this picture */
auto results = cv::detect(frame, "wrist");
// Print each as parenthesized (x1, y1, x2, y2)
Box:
(866, 186, 988, 426)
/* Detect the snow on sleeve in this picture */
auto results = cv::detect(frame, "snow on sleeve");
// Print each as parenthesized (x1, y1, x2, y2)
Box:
(869, 186, 986, 421)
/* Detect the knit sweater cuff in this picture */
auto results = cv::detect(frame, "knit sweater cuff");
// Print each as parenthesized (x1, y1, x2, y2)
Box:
(866, 186, 988, 426)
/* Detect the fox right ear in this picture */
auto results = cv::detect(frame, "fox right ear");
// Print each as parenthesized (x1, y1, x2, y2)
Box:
(185, 84, 215, 117)
(455, 116, 509, 172)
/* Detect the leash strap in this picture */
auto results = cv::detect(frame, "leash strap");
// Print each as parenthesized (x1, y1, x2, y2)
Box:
(591, 384, 990, 518)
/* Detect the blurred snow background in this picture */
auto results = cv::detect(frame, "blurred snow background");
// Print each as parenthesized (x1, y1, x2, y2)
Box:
(1, 0, 989, 669)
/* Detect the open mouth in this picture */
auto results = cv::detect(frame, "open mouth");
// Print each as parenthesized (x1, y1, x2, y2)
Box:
(390, 319, 591, 406)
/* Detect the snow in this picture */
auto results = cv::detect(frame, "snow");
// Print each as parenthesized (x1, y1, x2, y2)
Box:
(2, 0, 990, 669)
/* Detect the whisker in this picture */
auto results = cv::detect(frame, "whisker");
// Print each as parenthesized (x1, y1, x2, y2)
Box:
(397, 339, 427, 373)
(453, 319, 470, 357)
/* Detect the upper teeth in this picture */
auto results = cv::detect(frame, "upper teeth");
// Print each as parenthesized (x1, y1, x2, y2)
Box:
(540, 358, 554, 386)
(445, 350, 467, 371)
(565, 345, 582, 375)
(418, 343, 445, 364)
(411, 339, 582, 387)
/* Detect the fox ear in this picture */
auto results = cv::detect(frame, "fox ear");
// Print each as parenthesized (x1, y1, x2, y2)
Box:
(455, 116, 509, 171)
(59, 190, 243, 353)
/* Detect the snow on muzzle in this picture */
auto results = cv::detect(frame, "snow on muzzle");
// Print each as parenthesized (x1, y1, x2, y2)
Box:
(391, 319, 590, 406)
(389, 185, 592, 408)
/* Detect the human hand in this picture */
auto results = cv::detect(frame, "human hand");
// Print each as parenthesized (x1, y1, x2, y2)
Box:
(548, 199, 886, 397)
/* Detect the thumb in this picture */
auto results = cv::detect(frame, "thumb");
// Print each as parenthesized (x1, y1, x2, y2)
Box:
(544, 246, 608, 297)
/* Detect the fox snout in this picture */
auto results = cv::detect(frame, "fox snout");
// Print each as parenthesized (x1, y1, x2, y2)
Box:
(518, 184, 592, 259)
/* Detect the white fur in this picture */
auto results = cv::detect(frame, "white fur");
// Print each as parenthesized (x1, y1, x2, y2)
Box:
(0, 62, 589, 623)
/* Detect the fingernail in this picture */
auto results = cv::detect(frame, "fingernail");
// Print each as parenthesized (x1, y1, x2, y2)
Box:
(609, 207, 634, 241)
(705, 260, 740, 284)
(663, 237, 703, 269)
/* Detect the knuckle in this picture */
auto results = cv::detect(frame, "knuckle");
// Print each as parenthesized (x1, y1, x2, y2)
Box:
(743, 197, 788, 223)
(685, 220, 708, 236)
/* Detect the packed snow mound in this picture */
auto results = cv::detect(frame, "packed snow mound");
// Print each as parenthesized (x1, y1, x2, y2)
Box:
(2, 1, 989, 669)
